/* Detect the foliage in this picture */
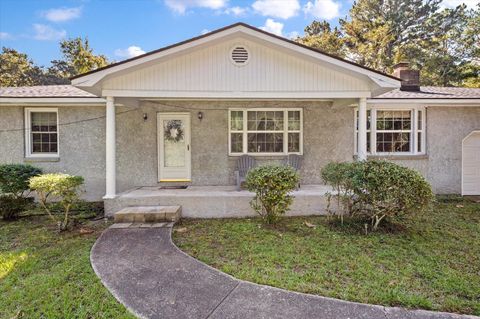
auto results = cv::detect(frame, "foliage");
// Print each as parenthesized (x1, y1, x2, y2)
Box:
(0, 195, 33, 220)
(0, 164, 41, 220)
(29, 174, 84, 231)
(246, 165, 299, 225)
(48, 37, 109, 79)
(1, 37, 109, 87)
(0, 164, 42, 198)
(321, 160, 434, 231)
(0, 47, 45, 86)
(174, 198, 480, 315)
(297, 21, 346, 57)
(297, 1, 480, 87)
(320, 162, 357, 223)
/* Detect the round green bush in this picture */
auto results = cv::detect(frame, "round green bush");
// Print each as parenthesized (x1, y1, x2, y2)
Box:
(0, 164, 42, 197)
(246, 165, 299, 225)
(0, 164, 42, 220)
(321, 160, 434, 230)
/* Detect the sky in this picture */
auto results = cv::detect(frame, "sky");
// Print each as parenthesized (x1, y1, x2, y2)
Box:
(0, 0, 477, 67)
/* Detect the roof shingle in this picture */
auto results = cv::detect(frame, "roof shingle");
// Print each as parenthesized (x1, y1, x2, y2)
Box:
(375, 86, 480, 99)
(0, 85, 96, 98)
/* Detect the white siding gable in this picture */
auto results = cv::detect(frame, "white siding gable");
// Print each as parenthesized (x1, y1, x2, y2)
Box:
(102, 37, 372, 96)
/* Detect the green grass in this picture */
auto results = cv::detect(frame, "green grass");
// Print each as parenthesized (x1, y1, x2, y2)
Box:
(0, 214, 135, 319)
(173, 197, 480, 315)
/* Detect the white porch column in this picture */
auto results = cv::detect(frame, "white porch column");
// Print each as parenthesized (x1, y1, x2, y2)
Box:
(357, 97, 368, 161)
(104, 96, 116, 198)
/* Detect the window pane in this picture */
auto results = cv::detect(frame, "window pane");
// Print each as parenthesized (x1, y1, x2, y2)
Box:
(246, 111, 283, 131)
(288, 111, 300, 130)
(417, 132, 422, 152)
(247, 133, 283, 153)
(230, 133, 243, 153)
(377, 110, 411, 131)
(376, 132, 410, 152)
(418, 110, 422, 130)
(31, 112, 57, 133)
(356, 110, 371, 131)
(288, 133, 300, 152)
(230, 111, 243, 131)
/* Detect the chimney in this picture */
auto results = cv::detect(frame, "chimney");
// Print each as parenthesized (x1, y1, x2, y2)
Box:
(392, 62, 420, 91)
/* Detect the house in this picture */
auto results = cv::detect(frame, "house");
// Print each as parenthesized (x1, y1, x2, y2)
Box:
(1, 23, 479, 217)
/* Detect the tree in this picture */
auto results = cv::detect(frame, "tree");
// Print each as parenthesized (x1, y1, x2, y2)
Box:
(297, 21, 346, 57)
(0, 47, 45, 86)
(412, 5, 477, 86)
(48, 37, 109, 79)
(340, 0, 441, 72)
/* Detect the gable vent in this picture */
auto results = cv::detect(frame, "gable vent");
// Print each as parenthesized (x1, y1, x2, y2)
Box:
(230, 46, 249, 66)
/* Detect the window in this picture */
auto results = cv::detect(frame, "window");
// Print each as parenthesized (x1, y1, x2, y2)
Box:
(229, 109, 303, 155)
(25, 108, 59, 157)
(355, 107, 425, 155)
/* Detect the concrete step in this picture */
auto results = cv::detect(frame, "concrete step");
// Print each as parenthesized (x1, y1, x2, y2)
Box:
(114, 206, 181, 223)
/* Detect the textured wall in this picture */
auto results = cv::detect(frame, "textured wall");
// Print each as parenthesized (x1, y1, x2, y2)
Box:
(373, 106, 480, 194)
(1, 103, 478, 200)
(0, 105, 106, 200)
(425, 107, 480, 193)
(115, 100, 355, 191)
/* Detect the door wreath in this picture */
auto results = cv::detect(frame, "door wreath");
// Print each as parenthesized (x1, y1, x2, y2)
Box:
(164, 120, 184, 143)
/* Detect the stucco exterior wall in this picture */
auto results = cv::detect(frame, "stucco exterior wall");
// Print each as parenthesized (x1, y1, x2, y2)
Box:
(1, 103, 478, 201)
(115, 100, 354, 192)
(425, 107, 480, 193)
(372, 106, 480, 194)
(0, 105, 106, 201)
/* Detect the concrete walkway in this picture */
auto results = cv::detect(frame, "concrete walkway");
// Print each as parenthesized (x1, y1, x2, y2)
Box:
(90, 227, 478, 319)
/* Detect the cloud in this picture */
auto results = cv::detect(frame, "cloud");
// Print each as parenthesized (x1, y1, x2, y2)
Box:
(252, 0, 300, 19)
(223, 6, 248, 16)
(0, 32, 12, 40)
(440, 0, 478, 8)
(164, 0, 227, 14)
(303, 0, 341, 20)
(33, 24, 66, 41)
(286, 31, 300, 39)
(200, 29, 210, 35)
(114, 46, 146, 58)
(260, 18, 284, 36)
(42, 7, 82, 22)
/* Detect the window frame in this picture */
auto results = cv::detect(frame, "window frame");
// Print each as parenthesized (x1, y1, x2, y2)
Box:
(24, 107, 60, 158)
(354, 105, 426, 156)
(228, 108, 303, 156)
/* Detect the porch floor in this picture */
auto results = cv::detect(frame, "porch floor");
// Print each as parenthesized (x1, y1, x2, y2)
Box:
(104, 185, 334, 218)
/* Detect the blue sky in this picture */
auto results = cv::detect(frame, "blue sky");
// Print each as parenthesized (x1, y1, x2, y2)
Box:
(0, 0, 476, 67)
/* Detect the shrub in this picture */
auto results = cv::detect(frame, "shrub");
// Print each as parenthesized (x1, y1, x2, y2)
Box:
(246, 165, 299, 225)
(0, 195, 33, 220)
(29, 173, 84, 231)
(321, 160, 434, 231)
(321, 162, 358, 223)
(0, 164, 42, 220)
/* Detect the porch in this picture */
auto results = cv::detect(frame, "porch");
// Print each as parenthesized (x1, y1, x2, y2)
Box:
(104, 185, 334, 218)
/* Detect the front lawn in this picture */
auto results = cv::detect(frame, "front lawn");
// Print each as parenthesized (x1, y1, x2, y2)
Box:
(173, 197, 480, 315)
(0, 214, 135, 319)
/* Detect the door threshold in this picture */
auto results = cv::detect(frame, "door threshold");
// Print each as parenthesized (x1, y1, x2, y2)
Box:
(159, 179, 191, 182)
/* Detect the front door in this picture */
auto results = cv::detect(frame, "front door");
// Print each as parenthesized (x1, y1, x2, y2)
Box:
(157, 113, 191, 182)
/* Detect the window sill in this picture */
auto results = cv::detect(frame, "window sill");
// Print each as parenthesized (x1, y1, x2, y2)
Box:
(24, 157, 60, 163)
(366, 154, 428, 160)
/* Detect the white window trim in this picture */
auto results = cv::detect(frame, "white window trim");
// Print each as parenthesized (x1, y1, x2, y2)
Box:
(354, 105, 426, 156)
(228, 108, 303, 156)
(25, 107, 59, 158)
